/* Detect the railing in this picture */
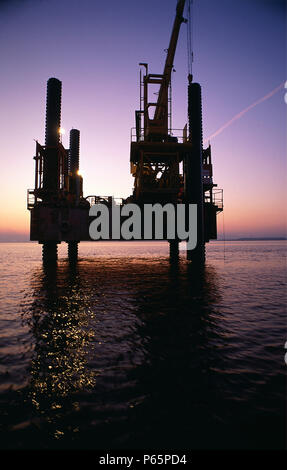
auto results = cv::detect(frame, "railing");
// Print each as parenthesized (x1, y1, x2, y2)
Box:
(27, 192, 125, 210)
(130, 127, 188, 144)
(27, 189, 36, 210)
(212, 188, 223, 211)
(85, 196, 124, 207)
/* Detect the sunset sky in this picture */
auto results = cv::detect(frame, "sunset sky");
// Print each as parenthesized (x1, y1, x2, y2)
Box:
(0, 0, 286, 240)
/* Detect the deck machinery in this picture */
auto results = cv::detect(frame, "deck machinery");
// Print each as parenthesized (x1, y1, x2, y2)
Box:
(28, 0, 223, 262)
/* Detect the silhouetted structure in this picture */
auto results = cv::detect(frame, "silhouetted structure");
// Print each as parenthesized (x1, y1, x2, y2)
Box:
(27, 0, 223, 263)
(27, 78, 90, 263)
(128, 0, 222, 261)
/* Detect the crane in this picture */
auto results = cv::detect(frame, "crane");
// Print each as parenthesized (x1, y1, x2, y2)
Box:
(130, 0, 189, 204)
(142, 0, 187, 141)
(129, 0, 223, 261)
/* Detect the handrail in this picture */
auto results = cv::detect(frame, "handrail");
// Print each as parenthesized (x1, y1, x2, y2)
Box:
(131, 127, 188, 143)
(85, 196, 124, 206)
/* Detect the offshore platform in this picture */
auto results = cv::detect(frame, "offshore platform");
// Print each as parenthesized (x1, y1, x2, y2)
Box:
(27, 0, 223, 263)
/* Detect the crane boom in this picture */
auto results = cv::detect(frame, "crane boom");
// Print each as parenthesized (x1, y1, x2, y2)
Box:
(140, 0, 186, 140)
(154, 0, 186, 121)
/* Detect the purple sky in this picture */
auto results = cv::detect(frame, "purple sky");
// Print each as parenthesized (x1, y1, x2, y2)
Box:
(0, 0, 286, 240)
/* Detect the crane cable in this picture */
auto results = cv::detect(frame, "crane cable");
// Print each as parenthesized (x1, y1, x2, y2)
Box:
(186, 0, 193, 77)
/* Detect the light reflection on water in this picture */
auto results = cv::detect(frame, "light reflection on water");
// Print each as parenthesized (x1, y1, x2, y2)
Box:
(0, 242, 286, 449)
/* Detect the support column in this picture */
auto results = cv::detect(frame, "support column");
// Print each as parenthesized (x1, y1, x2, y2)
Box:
(43, 77, 62, 193)
(169, 239, 179, 260)
(42, 242, 58, 263)
(42, 78, 62, 263)
(67, 128, 80, 263)
(185, 77, 205, 263)
(68, 241, 78, 263)
(69, 129, 80, 174)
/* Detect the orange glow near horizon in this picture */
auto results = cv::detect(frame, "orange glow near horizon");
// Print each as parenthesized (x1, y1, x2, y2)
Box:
(0, 195, 286, 241)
